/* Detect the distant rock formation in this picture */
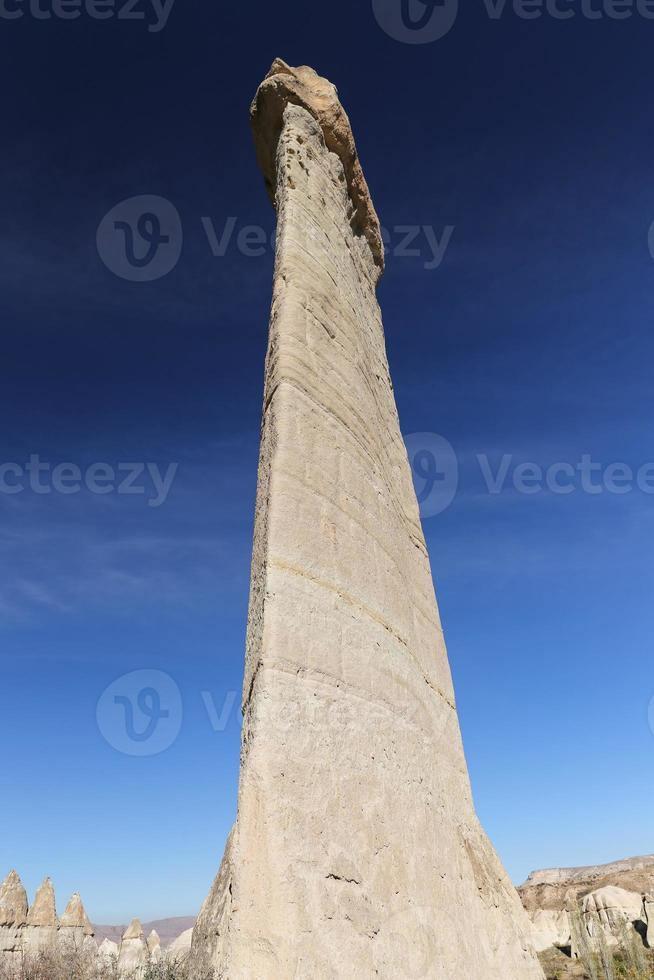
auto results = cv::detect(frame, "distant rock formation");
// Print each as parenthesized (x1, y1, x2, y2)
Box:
(520, 855, 654, 956)
(94, 914, 195, 948)
(0, 869, 191, 977)
(0, 871, 27, 963)
(98, 936, 119, 961)
(24, 876, 58, 951)
(117, 917, 149, 975)
(59, 892, 95, 951)
(168, 926, 193, 962)
(524, 855, 654, 889)
(0, 870, 94, 964)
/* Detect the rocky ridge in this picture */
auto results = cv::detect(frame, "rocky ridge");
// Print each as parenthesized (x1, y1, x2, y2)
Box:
(519, 854, 654, 957)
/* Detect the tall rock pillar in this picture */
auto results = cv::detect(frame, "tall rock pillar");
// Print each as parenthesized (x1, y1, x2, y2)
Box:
(191, 60, 544, 980)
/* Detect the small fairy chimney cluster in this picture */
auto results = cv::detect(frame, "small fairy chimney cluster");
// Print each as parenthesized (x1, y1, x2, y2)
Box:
(98, 918, 162, 973)
(0, 870, 95, 963)
(1, 869, 187, 977)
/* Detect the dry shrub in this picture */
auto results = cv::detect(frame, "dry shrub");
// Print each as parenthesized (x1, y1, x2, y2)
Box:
(0, 945, 193, 980)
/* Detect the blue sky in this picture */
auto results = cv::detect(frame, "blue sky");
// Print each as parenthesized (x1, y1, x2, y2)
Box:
(1, 0, 653, 924)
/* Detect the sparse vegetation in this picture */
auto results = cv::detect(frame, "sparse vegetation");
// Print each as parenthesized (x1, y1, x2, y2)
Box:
(540, 907, 654, 980)
(0, 947, 193, 980)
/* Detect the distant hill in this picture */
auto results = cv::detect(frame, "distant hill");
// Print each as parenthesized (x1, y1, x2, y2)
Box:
(93, 916, 195, 948)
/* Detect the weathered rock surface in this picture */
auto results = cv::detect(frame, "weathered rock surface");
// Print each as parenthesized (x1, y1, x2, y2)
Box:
(118, 917, 149, 975)
(529, 908, 573, 954)
(60, 892, 94, 936)
(98, 936, 119, 961)
(583, 885, 644, 938)
(25, 877, 57, 928)
(250, 58, 384, 275)
(168, 926, 193, 961)
(23, 876, 58, 951)
(0, 871, 28, 959)
(0, 872, 27, 928)
(0, 873, 98, 963)
(190, 60, 543, 980)
(645, 894, 654, 948)
(520, 857, 654, 955)
(0, 872, 178, 977)
(57, 892, 95, 959)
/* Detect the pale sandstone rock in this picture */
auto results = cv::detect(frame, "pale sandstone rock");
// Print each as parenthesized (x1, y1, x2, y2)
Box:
(520, 855, 654, 956)
(60, 892, 94, 935)
(528, 908, 572, 953)
(0, 871, 28, 959)
(582, 885, 646, 946)
(583, 885, 644, 923)
(0, 871, 27, 928)
(250, 58, 383, 276)
(524, 873, 654, 957)
(644, 894, 654, 948)
(189, 61, 544, 980)
(59, 892, 95, 953)
(0, 874, 98, 968)
(167, 926, 193, 963)
(122, 917, 145, 941)
(118, 917, 149, 975)
(26, 877, 57, 928)
(147, 928, 163, 963)
(98, 937, 119, 961)
(23, 877, 58, 951)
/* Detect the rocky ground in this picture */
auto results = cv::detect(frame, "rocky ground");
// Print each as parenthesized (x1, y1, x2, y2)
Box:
(539, 947, 654, 979)
(539, 947, 588, 978)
